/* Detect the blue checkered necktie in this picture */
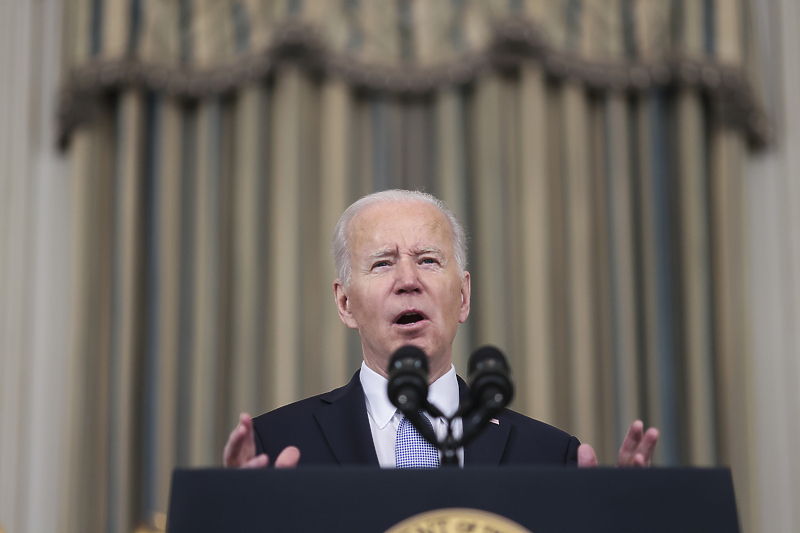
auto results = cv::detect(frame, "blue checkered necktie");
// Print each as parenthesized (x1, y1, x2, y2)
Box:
(395, 412, 440, 469)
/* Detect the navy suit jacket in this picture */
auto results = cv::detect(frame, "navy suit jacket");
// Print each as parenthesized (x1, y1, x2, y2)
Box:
(253, 371, 580, 467)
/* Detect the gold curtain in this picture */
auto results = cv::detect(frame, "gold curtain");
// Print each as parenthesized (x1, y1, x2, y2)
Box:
(58, 1, 765, 531)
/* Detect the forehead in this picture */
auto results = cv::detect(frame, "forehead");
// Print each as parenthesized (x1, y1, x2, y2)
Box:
(348, 201, 453, 254)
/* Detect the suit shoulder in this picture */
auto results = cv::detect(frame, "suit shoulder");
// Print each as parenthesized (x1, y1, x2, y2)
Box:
(252, 394, 323, 426)
(500, 409, 575, 441)
(498, 408, 580, 465)
(253, 385, 343, 425)
(252, 374, 359, 430)
(249, 372, 370, 465)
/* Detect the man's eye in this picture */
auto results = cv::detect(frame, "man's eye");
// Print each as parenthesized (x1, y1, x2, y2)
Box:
(372, 261, 390, 268)
(421, 258, 439, 265)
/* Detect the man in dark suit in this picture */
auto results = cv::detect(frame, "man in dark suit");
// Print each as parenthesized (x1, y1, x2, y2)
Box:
(224, 190, 658, 469)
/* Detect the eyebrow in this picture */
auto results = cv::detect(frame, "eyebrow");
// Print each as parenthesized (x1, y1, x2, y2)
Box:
(413, 246, 444, 256)
(367, 246, 444, 260)
(368, 248, 397, 260)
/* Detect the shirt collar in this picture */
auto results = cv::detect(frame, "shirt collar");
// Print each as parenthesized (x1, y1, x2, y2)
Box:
(427, 364, 460, 418)
(360, 360, 460, 429)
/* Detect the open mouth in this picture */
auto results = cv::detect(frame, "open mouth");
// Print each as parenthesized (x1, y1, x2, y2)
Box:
(395, 312, 425, 325)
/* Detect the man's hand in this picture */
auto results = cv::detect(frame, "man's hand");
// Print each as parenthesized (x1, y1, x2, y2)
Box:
(577, 420, 659, 468)
(223, 413, 300, 468)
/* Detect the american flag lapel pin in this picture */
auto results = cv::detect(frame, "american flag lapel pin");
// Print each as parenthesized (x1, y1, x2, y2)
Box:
(489, 418, 499, 425)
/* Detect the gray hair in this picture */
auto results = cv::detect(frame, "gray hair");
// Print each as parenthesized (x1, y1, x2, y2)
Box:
(332, 190, 467, 286)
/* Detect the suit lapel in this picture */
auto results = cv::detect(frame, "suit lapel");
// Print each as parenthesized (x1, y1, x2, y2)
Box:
(314, 371, 380, 466)
(458, 377, 511, 466)
(313, 372, 511, 466)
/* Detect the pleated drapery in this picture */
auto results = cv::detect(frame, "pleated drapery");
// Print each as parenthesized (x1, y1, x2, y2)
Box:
(56, 1, 765, 532)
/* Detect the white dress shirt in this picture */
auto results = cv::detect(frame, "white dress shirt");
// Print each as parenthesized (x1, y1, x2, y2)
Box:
(360, 360, 464, 467)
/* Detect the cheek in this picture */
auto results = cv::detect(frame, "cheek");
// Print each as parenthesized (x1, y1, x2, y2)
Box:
(436, 283, 463, 321)
(448, 278, 465, 305)
(350, 286, 383, 321)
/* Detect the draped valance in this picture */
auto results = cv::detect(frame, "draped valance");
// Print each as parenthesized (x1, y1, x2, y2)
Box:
(58, 1, 767, 147)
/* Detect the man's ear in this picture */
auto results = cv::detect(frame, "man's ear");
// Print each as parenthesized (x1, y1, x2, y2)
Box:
(333, 279, 359, 329)
(459, 271, 471, 323)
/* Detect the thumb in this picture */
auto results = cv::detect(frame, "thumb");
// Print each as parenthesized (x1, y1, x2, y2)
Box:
(577, 443, 598, 467)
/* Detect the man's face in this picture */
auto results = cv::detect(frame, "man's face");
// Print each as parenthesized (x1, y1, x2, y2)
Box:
(334, 201, 471, 382)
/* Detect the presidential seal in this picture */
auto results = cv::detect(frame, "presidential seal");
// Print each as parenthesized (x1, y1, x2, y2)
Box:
(384, 508, 532, 533)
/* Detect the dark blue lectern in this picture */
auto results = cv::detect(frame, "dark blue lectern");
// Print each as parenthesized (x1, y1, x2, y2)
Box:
(167, 466, 740, 532)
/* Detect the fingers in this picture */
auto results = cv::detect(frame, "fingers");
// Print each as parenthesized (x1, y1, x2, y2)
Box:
(618, 420, 644, 457)
(241, 454, 270, 469)
(223, 413, 256, 468)
(577, 421, 659, 467)
(239, 446, 299, 469)
(577, 444, 598, 468)
(223, 413, 301, 470)
(637, 427, 659, 467)
(617, 421, 659, 467)
(274, 446, 301, 468)
(222, 428, 243, 467)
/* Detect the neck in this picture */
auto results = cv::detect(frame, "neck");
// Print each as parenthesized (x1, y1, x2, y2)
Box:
(362, 352, 452, 384)
(426, 361, 451, 384)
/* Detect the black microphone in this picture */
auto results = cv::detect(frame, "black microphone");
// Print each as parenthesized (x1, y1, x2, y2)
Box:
(387, 346, 440, 449)
(387, 345, 429, 413)
(467, 345, 514, 411)
(459, 346, 514, 447)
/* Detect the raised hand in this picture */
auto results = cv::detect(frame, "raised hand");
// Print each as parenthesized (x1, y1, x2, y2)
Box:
(223, 413, 300, 468)
(577, 420, 659, 468)
(616, 420, 658, 467)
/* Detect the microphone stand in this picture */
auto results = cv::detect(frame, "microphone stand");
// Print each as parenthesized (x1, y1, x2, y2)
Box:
(388, 345, 513, 467)
(410, 400, 500, 467)
(422, 403, 459, 467)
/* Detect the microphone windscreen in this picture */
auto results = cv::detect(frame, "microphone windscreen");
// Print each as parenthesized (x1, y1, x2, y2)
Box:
(467, 345, 513, 410)
(388, 345, 428, 375)
(467, 345, 508, 376)
(387, 345, 429, 412)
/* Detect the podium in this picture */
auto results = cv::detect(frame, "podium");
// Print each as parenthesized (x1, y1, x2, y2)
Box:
(167, 466, 740, 532)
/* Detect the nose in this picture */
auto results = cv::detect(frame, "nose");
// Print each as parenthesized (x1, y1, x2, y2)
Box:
(394, 258, 422, 294)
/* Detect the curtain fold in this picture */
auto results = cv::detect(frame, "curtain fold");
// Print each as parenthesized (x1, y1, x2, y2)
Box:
(268, 66, 305, 407)
(150, 96, 182, 522)
(518, 64, 553, 424)
(605, 92, 639, 448)
(318, 78, 351, 391)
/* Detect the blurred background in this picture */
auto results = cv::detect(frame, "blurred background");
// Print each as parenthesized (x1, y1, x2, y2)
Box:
(1, 0, 798, 532)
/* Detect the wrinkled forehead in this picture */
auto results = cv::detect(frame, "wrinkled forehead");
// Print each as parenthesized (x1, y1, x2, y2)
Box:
(347, 200, 453, 254)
